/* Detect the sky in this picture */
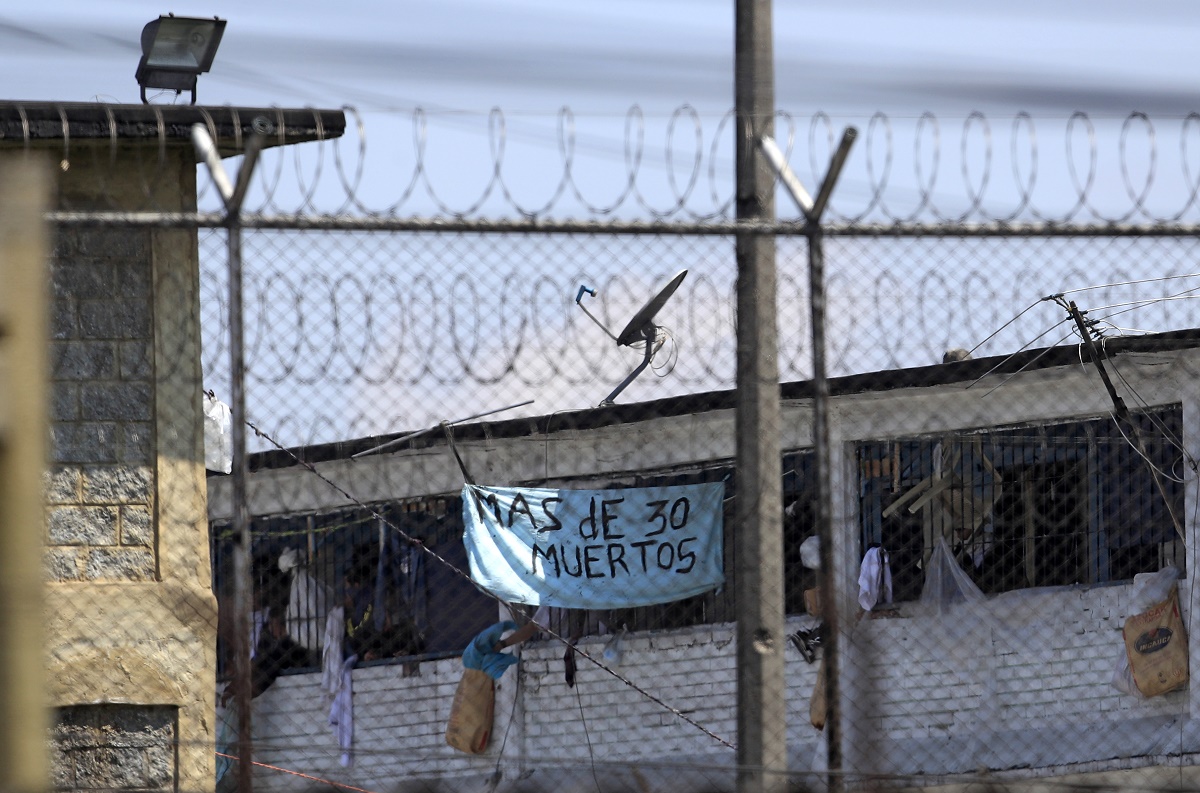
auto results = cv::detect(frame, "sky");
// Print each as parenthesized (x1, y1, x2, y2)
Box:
(2, 1, 1198, 117)
(6, 0, 1197, 224)
(8, 1, 1200, 445)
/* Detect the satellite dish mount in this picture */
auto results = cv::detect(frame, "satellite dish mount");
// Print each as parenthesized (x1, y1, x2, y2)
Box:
(575, 270, 688, 406)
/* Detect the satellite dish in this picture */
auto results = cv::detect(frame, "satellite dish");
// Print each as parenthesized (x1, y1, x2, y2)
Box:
(575, 269, 688, 405)
(616, 269, 688, 347)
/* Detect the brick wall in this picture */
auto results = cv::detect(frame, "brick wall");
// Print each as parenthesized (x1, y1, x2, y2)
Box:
(844, 583, 1189, 778)
(44, 228, 156, 582)
(237, 583, 1196, 792)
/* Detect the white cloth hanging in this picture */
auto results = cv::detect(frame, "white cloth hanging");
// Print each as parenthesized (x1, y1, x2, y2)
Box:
(329, 655, 356, 767)
(203, 393, 233, 473)
(279, 549, 333, 652)
(857, 547, 893, 611)
(321, 606, 345, 697)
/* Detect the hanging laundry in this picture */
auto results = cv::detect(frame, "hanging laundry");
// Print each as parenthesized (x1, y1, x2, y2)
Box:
(279, 548, 334, 655)
(799, 535, 821, 570)
(462, 621, 521, 680)
(602, 626, 627, 667)
(321, 606, 345, 697)
(563, 646, 577, 688)
(328, 655, 356, 767)
(857, 546, 894, 612)
(447, 621, 520, 755)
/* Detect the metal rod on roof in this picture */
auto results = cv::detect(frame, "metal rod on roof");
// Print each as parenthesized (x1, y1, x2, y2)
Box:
(350, 399, 535, 459)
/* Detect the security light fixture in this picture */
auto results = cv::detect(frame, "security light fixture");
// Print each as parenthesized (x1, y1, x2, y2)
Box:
(135, 15, 226, 105)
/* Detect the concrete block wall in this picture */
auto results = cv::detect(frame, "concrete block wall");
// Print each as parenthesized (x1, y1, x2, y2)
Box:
(244, 622, 812, 793)
(51, 705, 176, 792)
(522, 625, 742, 762)
(45, 228, 156, 583)
(239, 582, 1195, 792)
(36, 146, 216, 793)
(844, 583, 1190, 778)
(246, 657, 520, 792)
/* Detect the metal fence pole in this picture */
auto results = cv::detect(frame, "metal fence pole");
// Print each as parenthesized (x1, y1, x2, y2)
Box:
(810, 130, 856, 793)
(734, 1, 787, 792)
(227, 214, 254, 793)
(195, 122, 266, 793)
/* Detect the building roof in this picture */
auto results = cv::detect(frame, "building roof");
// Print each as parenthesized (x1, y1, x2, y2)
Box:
(0, 102, 344, 158)
(240, 327, 1200, 473)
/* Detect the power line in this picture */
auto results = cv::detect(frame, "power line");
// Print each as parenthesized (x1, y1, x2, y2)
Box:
(238, 414, 738, 751)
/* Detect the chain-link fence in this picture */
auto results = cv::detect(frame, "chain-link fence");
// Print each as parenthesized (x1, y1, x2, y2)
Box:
(23, 104, 1200, 793)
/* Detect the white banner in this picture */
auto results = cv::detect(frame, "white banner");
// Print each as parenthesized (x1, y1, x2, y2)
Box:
(462, 482, 725, 609)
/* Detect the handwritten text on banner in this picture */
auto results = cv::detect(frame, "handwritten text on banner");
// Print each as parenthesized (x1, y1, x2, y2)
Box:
(462, 482, 725, 609)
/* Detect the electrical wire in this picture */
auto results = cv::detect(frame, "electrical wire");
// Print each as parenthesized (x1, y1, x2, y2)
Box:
(964, 296, 1046, 359)
(1060, 271, 1200, 296)
(975, 324, 1079, 398)
(1082, 293, 1200, 316)
(575, 677, 604, 793)
(650, 326, 679, 376)
(1108, 413, 1189, 485)
(486, 679, 521, 793)
(215, 751, 381, 793)
(964, 314, 1073, 390)
(240, 416, 738, 751)
(1103, 353, 1199, 476)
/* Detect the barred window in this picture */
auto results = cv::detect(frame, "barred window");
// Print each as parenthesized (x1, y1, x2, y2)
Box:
(855, 404, 1186, 602)
(212, 497, 492, 679)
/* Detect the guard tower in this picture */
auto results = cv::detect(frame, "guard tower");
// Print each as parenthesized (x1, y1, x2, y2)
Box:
(0, 102, 344, 792)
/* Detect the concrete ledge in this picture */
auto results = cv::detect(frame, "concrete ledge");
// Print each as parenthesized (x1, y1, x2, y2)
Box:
(0, 101, 345, 158)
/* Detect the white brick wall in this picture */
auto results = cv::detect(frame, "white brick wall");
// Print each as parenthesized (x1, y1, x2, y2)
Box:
(236, 582, 1194, 792)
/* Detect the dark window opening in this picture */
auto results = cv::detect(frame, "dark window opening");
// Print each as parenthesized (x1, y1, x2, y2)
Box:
(856, 404, 1185, 599)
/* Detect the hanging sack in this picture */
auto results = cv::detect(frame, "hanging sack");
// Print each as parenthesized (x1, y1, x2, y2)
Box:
(445, 668, 495, 753)
(1123, 585, 1189, 697)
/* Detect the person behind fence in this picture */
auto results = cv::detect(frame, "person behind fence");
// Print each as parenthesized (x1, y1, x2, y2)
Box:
(344, 558, 424, 662)
(251, 610, 314, 698)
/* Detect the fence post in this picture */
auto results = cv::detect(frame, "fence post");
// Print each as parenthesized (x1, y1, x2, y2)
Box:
(734, 1, 787, 792)
(194, 122, 266, 793)
(0, 157, 51, 792)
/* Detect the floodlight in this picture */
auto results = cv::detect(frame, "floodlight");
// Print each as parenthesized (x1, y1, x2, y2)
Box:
(135, 15, 226, 105)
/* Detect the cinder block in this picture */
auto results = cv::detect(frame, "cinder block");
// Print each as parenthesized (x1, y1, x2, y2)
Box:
(80, 382, 153, 422)
(84, 547, 154, 581)
(82, 465, 152, 504)
(50, 340, 117, 381)
(51, 422, 118, 465)
(48, 505, 118, 546)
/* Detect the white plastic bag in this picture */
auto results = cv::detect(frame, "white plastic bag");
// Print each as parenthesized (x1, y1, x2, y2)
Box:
(1129, 566, 1182, 611)
(919, 537, 984, 614)
(602, 625, 627, 667)
(800, 535, 821, 570)
(204, 393, 233, 474)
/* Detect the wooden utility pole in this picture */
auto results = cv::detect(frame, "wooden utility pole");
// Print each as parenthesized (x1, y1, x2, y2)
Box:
(0, 157, 51, 792)
(734, 2, 787, 792)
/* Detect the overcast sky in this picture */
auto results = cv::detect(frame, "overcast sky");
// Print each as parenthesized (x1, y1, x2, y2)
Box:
(2, 0, 1197, 116)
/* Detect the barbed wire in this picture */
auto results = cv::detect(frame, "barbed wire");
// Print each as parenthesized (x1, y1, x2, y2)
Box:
(239, 415, 738, 751)
(196, 237, 1200, 449)
(15, 103, 1200, 223)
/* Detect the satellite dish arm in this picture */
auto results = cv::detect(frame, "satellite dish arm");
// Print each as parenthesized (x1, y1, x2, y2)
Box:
(599, 324, 656, 406)
(575, 284, 618, 342)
